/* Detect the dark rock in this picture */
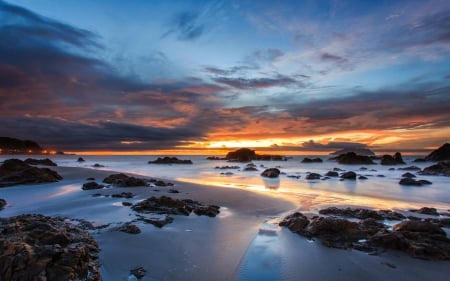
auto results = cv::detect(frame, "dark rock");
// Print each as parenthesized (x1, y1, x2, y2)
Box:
(261, 168, 281, 178)
(330, 152, 375, 165)
(419, 162, 450, 176)
(319, 207, 383, 220)
(112, 192, 134, 198)
(130, 267, 146, 279)
(148, 157, 192, 164)
(333, 167, 344, 171)
(399, 178, 422, 186)
(425, 143, 450, 161)
(86, 177, 95, 181)
(103, 173, 147, 187)
(154, 180, 173, 187)
(340, 171, 357, 179)
(0, 159, 62, 187)
(0, 214, 101, 281)
(206, 156, 226, 160)
(306, 173, 321, 180)
(330, 148, 375, 156)
(413, 158, 427, 162)
(92, 163, 104, 168)
(193, 204, 221, 217)
(393, 220, 446, 236)
(358, 175, 368, 180)
(82, 181, 104, 190)
(410, 207, 439, 216)
(377, 174, 385, 177)
(168, 189, 179, 193)
(301, 157, 323, 163)
(24, 158, 57, 166)
(226, 148, 256, 162)
(325, 171, 339, 177)
(0, 198, 6, 210)
(377, 210, 406, 220)
(122, 202, 133, 206)
(417, 179, 432, 185)
(243, 163, 258, 171)
(401, 172, 416, 178)
(77, 157, 85, 162)
(380, 152, 405, 165)
(279, 212, 309, 233)
(398, 166, 421, 171)
(132, 196, 220, 219)
(118, 223, 141, 234)
(0, 137, 43, 154)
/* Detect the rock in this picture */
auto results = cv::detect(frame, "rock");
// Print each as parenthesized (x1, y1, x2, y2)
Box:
(306, 173, 321, 180)
(0, 198, 6, 210)
(122, 202, 133, 206)
(419, 162, 450, 176)
(399, 178, 432, 186)
(279, 212, 309, 233)
(413, 158, 427, 162)
(24, 158, 57, 166)
(168, 189, 179, 193)
(0, 159, 62, 187)
(301, 157, 323, 163)
(319, 207, 405, 221)
(243, 163, 258, 171)
(340, 171, 357, 179)
(86, 177, 95, 181)
(82, 181, 104, 190)
(148, 157, 192, 164)
(380, 152, 405, 165)
(92, 163, 104, 168)
(393, 220, 446, 236)
(330, 148, 375, 156)
(305, 216, 365, 248)
(112, 192, 134, 198)
(103, 173, 147, 187)
(119, 223, 141, 234)
(330, 152, 375, 165)
(410, 207, 439, 216)
(260, 168, 280, 178)
(130, 267, 146, 279)
(77, 157, 85, 162)
(401, 172, 416, 178)
(0, 214, 101, 280)
(325, 171, 339, 177)
(226, 148, 256, 162)
(425, 143, 450, 161)
(358, 175, 368, 180)
(398, 166, 421, 171)
(206, 156, 226, 160)
(153, 180, 173, 187)
(132, 196, 220, 219)
(333, 167, 344, 171)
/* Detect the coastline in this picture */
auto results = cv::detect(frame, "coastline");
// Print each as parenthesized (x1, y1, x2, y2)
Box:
(1, 165, 449, 280)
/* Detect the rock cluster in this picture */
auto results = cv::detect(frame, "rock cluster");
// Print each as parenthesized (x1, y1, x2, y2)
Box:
(260, 168, 280, 178)
(0, 159, 62, 187)
(419, 162, 450, 176)
(399, 178, 432, 186)
(280, 208, 450, 260)
(225, 148, 286, 162)
(103, 173, 147, 187)
(82, 181, 105, 190)
(301, 158, 323, 163)
(131, 196, 220, 227)
(0, 214, 101, 280)
(319, 207, 405, 220)
(330, 152, 375, 165)
(24, 158, 58, 166)
(148, 157, 192, 164)
(380, 152, 405, 165)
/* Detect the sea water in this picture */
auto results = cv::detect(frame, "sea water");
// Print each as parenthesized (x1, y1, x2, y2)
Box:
(2, 155, 449, 209)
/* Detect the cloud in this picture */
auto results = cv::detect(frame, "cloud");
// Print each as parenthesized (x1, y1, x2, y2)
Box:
(252, 48, 284, 62)
(302, 140, 368, 150)
(162, 11, 205, 41)
(213, 74, 299, 90)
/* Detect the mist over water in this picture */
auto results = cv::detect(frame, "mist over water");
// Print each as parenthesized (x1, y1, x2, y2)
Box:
(5, 154, 444, 209)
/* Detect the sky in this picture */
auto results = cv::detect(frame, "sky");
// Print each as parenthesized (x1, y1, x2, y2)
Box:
(0, 0, 449, 154)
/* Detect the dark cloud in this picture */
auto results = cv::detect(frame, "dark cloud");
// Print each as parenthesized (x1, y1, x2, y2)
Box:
(213, 74, 299, 90)
(162, 11, 205, 41)
(302, 140, 368, 150)
(253, 48, 284, 62)
(0, 117, 206, 151)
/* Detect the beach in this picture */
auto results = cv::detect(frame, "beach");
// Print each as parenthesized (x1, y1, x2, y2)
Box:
(1, 161, 449, 281)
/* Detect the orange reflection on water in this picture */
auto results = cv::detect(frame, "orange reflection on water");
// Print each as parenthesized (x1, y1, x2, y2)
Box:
(46, 185, 79, 199)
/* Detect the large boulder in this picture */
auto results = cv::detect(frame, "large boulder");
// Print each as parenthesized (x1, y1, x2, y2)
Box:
(103, 173, 147, 187)
(419, 162, 450, 176)
(305, 217, 365, 248)
(0, 159, 62, 187)
(340, 171, 357, 179)
(330, 152, 375, 165)
(82, 181, 104, 190)
(260, 168, 280, 178)
(425, 143, 450, 161)
(279, 212, 309, 233)
(226, 148, 256, 162)
(24, 158, 57, 166)
(148, 157, 192, 164)
(0, 214, 101, 280)
(380, 152, 405, 165)
(399, 178, 432, 186)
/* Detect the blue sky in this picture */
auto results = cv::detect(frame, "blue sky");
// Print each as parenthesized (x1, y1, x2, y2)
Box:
(1, 0, 449, 152)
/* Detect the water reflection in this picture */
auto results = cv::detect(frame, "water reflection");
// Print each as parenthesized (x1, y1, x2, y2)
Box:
(262, 177, 280, 190)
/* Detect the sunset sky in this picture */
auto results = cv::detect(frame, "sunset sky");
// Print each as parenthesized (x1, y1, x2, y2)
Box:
(1, 0, 449, 154)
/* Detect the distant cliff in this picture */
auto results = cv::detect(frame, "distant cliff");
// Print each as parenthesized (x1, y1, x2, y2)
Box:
(0, 137, 44, 154)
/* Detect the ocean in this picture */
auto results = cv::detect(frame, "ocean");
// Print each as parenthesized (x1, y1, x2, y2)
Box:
(3, 154, 449, 209)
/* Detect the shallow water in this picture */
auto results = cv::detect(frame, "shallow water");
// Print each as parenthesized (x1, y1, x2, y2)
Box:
(1, 154, 449, 209)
